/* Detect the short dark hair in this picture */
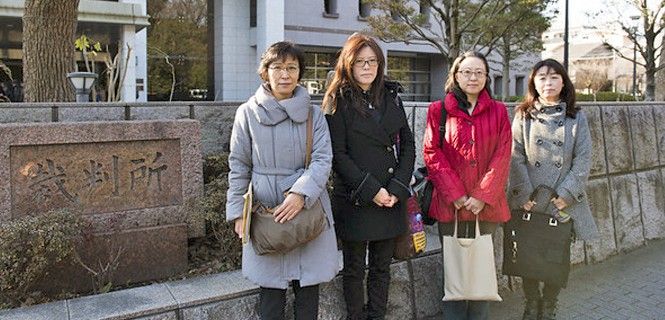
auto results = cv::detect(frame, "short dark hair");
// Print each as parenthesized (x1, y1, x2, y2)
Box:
(257, 41, 306, 82)
(517, 59, 578, 119)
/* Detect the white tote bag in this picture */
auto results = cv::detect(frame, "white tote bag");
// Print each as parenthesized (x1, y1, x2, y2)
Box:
(442, 215, 502, 301)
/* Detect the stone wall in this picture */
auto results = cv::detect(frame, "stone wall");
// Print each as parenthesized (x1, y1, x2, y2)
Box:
(0, 120, 203, 293)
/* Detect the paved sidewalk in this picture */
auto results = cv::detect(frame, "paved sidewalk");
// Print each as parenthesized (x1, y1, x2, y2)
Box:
(490, 239, 665, 320)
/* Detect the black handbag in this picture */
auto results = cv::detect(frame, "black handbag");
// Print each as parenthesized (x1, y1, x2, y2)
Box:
(413, 102, 446, 225)
(502, 185, 573, 287)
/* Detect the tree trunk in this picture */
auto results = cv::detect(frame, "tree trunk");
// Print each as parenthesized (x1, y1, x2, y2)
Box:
(645, 67, 655, 101)
(22, 0, 79, 102)
(501, 37, 511, 101)
(447, 0, 460, 67)
(656, 32, 665, 101)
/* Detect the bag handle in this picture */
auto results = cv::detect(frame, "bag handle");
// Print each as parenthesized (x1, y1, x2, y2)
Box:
(452, 211, 481, 241)
(305, 108, 313, 169)
(528, 184, 559, 202)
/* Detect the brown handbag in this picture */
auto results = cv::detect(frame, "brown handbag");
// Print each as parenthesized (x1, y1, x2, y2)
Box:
(250, 108, 328, 255)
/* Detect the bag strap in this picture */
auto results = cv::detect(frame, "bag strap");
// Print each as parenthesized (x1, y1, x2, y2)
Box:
(438, 100, 447, 147)
(453, 211, 481, 240)
(305, 108, 313, 169)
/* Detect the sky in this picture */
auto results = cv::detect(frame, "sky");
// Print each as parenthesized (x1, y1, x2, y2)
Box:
(550, 0, 641, 29)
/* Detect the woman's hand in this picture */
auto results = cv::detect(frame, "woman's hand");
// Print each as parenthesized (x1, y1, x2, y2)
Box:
(464, 197, 486, 215)
(274, 193, 305, 223)
(522, 200, 536, 211)
(384, 195, 399, 208)
(373, 188, 392, 207)
(453, 195, 468, 210)
(551, 197, 568, 210)
(234, 218, 243, 238)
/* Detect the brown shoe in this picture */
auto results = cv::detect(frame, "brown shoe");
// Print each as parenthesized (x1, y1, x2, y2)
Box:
(522, 299, 541, 320)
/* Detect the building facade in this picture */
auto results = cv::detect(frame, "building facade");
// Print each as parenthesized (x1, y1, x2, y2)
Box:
(542, 24, 645, 95)
(0, 0, 149, 102)
(210, 0, 534, 102)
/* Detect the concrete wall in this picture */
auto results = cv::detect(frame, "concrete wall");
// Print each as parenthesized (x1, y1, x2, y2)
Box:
(1, 101, 664, 319)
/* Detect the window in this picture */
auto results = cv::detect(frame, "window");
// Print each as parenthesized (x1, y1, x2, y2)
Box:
(324, 0, 338, 16)
(493, 75, 503, 97)
(515, 76, 525, 97)
(302, 49, 339, 97)
(250, 0, 257, 27)
(359, 1, 371, 18)
(387, 54, 431, 102)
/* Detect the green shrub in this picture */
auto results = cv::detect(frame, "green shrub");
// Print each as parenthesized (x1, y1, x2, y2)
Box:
(576, 92, 640, 102)
(0, 209, 83, 307)
(188, 153, 242, 272)
(576, 93, 595, 101)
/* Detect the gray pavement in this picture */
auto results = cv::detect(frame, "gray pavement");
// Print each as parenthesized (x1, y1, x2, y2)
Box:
(490, 239, 665, 320)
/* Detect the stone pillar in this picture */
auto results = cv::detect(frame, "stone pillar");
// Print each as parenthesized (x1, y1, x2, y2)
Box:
(119, 24, 137, 102)
(256, 0, 285, 66)
(121, 0, 148, 102)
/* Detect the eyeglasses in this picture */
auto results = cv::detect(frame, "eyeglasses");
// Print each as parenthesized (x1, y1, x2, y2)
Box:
(457, 69, 487, 79)
(353, 58, 379, 68)
(268, 65, 299, 75)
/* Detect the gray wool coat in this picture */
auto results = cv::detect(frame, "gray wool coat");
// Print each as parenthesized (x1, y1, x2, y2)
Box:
(226, 84, 339, 289)
(508, 102, 599, 240)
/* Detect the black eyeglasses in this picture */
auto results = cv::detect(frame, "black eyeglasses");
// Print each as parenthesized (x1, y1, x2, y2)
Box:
(353, 58, 379, 68)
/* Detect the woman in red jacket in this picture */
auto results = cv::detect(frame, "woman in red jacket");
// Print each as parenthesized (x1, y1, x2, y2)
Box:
(423, 51, 512, 320)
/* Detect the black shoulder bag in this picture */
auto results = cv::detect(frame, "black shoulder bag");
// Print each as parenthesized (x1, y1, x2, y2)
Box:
(412, 102, 446, 225)
(502, 185, 574, 287)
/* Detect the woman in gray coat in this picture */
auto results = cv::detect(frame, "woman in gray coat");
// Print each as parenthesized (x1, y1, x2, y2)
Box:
(508, 59, 598, 320)
(226, 41, 339, 320)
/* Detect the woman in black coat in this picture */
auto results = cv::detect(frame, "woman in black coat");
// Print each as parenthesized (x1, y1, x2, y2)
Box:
(323, 33, 416, 320)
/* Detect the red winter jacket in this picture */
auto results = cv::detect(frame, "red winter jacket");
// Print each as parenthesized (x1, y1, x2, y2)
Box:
(423, 90, 512, 223)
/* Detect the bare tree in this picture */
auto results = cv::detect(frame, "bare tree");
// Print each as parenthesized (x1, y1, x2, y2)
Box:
(601, 0, 665, 101)
(574, 60, 612, 100)
(22, 0, 79, 102)
(365, 0, 553, 67)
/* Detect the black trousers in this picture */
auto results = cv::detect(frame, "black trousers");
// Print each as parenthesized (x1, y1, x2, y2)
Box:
(259, 280, 319, 320)
(522, 277, 562, 301)
(342, 237, 396, 320)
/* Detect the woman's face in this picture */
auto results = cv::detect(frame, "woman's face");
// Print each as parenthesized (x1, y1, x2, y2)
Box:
(352, 46, 379, 91)
(267, 56, 300, 101)
(534, 66, 564, 103)
(455, 57, 487, 97)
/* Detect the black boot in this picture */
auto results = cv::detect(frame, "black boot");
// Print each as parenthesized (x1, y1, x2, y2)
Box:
(522, 299, 541, 320)
(541, 299, 558, 320)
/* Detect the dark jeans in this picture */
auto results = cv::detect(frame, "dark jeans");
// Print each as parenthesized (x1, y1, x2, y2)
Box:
(342, 237, 396, 320)
(438, 221, 498, 320)
(259, 280, 319, 320)
(522, 278, 562, 301)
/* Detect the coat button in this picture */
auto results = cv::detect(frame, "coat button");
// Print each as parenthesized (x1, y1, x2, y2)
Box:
(386, 146, 393, 152)
(466, 120, 473, 125)
(536, 139, 543, 145)
(555, 162, 562, 168)
(388, 167, 394, 174)
(538, 118, 545, 124)
(470, 160, 477, 167)
(558, 120, 564, 126)
(557, 141, 563, 146)
(556, 107, 562, 112)
(469, 139, 475, 145)
(535, 161, 541, 167)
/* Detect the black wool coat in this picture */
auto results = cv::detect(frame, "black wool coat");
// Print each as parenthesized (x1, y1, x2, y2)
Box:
(325, 84, 416, 241)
